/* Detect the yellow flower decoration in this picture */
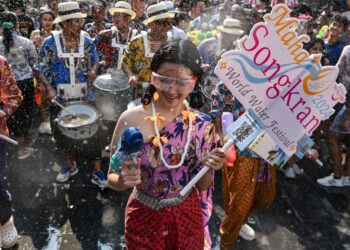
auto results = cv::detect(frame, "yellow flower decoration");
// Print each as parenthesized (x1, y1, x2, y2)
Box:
(144, 112, 165, 127)
(181, 110, 196, 122)
(148, 134, 168, 147)
(153, 92, 159, 102)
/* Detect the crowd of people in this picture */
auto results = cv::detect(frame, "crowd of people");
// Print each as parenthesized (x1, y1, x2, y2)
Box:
(0, 0, 349, 249)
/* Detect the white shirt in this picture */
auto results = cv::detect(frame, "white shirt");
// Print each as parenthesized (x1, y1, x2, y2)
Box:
(171, 26, 187, 40)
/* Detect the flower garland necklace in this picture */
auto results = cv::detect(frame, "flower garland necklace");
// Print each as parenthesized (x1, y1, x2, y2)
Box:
(150, 100, 194, 170)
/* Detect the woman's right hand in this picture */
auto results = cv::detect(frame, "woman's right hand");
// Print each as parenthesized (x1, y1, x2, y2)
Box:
(119, 158, 142, 187)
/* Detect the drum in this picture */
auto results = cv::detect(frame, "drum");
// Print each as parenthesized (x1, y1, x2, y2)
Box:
(56, 103, 99, 140)
(93, 69, 132, 122)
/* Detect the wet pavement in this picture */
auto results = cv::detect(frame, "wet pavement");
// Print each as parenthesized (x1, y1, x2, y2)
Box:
(3, 116, 350, 250)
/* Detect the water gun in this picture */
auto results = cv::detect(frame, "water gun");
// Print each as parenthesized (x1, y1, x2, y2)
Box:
(110, 127, 144, 173)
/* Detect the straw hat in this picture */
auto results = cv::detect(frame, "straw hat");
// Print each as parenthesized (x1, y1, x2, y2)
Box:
(217, 18, 244, 35)
(143, 2, 175, 25)
(53, 2, 87, 24)
(109, 1, 136, 20)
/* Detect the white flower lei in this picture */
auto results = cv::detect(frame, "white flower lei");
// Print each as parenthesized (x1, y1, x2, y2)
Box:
(151, 101, 193, 170)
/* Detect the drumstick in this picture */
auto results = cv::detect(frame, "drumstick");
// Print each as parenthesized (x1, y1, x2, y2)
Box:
(0, 134, 18, 145)
(51, 99, 75, 116)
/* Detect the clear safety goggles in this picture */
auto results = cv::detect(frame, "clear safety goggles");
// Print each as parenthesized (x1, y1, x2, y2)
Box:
(151, 72, 197, 94)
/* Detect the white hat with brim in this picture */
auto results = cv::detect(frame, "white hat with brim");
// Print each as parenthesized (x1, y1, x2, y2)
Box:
(109, 1, 136, 20)
(53, 2, 87, 24)
(143, 2, 175, 25)
(217, 18, 244, 35)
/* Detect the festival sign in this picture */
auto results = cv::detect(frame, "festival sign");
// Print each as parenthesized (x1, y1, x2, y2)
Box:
(214, 4, 346, 156)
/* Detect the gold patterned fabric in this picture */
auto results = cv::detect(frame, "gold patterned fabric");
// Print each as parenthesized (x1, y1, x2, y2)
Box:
(220, 154, 276, 247)
(122, 34, 152, 99)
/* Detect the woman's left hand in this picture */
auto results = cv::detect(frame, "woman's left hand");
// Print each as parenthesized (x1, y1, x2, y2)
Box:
(205, 148, 226, 171)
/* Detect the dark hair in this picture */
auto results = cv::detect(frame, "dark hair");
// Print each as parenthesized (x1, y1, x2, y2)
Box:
(0, 3, 6, 13)
(93, 0, 108, 9)
(174, 12, 192, 26)
(330, 14, 349, 30)
(259, 0, 270, 4)
(39, 10, 55, 31)
(190, 0, 204, 8)
(6, 0, 25, 11)
(151, 39, 202, 78)
(0, 11, 18, 54)
(304, 38, 324, 52)
(304, 38, 328, 65)
(142, 39, 203, 105)
(298, 3, 312, 15)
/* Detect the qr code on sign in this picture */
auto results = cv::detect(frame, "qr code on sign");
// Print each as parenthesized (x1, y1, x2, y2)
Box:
(232, 121, 254, 143)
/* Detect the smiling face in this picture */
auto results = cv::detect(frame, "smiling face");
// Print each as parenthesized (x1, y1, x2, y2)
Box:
(328, 21, 344, 37)
(153, 62, 196, 109)
(40, 13, 54, 32)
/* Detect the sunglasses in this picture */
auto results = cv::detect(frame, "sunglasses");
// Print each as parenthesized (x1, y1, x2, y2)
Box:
(151, 72, 197, 94)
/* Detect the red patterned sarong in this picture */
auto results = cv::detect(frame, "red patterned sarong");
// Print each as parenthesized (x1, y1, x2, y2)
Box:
(125, 189, 204, 250)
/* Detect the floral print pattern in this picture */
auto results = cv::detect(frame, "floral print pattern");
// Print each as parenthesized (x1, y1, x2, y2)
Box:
(0, 56, 23, 136)
(138, 109, 216, 199)
(94, 29, 123, 69)
(122, 32, 154, 98)
(37, 33, 98, 87)
(0, 32, 37, 81)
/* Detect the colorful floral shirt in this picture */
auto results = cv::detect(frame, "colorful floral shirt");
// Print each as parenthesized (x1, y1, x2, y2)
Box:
(84, 20, 112, 38)
(0, 56, 23, 136)
(94, 28, 135, 70)
(0, 32, 37, 81)
(210, 81, 258, 158)
(138, 110, 217, 199)
(122, 33, 153, 98)
(37, 32, 98, 87)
